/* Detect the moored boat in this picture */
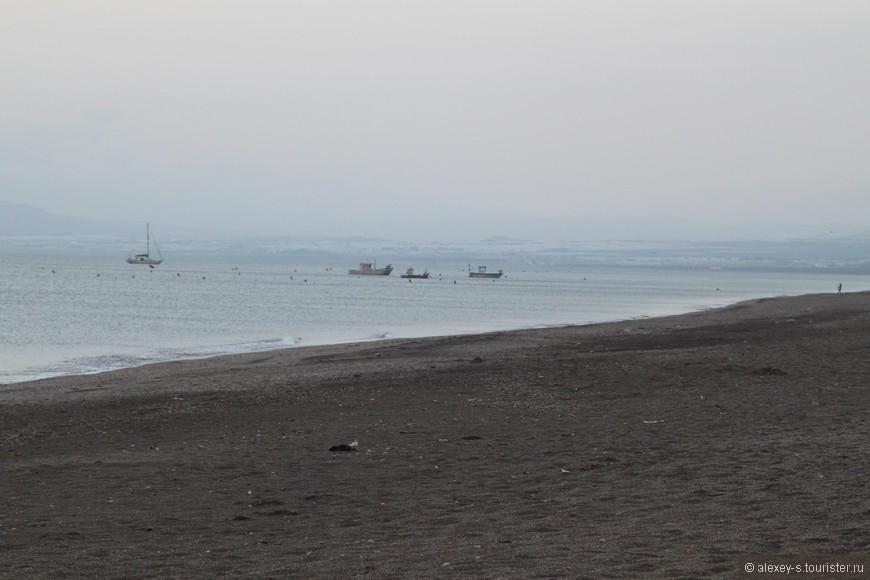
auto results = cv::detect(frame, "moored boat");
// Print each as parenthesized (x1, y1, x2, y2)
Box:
(126, 223, 163, 265)
(401, 267, 430, 279)
(468, 265, 503, 279)
(349, 262, 393, 276)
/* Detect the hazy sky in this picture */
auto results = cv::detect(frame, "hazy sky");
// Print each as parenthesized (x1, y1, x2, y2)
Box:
(2, 1, 869, 236)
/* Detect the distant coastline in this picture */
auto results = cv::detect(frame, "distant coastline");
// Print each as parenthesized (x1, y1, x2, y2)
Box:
(2, 234, 869, 273)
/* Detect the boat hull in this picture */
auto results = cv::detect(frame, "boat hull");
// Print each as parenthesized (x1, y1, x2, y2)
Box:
(126, 256, 162, 265)
(468, 265, 503, 278)
(401, 268, 429, 279)
(350, 269, 392, 275)
(349, 263, 393, 276)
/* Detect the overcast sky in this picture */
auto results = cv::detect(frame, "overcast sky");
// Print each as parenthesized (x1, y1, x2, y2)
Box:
(2, 1, 869, 237)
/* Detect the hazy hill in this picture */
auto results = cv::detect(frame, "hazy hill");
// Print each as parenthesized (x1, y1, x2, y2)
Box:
(2, 199, 867, 243)
(0, 201, 113, 235)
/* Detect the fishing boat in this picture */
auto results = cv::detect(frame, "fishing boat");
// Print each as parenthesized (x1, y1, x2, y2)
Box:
(126, 223, 163, 265)
(468, 265, 503, 279)
(348, 262, 393, 276)
(401, 267, 430, 279)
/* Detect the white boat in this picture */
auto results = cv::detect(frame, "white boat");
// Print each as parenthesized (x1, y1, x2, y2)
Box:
(348, 262, 393, 276)
(468, 265, 503, 279)
(126, 223, 163, 265)
(401, 267, 430, 279)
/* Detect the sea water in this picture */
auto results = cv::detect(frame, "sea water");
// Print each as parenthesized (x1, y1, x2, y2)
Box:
(2, 253, 867, 384)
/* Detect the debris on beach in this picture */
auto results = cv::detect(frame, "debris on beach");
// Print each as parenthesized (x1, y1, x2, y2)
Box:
(329, 440, 359, 452)
(753, 366, 787, 376)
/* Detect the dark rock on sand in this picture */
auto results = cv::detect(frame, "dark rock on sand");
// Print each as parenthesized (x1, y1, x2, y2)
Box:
(329, 444, 358, 452)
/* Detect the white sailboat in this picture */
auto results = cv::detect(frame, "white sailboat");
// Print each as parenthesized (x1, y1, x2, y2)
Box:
(126, 223, 163, 265)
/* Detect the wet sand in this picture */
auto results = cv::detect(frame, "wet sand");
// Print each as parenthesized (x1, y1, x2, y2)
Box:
(2, 292, 868, 579)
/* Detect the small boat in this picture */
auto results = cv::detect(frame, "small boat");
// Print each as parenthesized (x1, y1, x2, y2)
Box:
(126, 223, 163, 265)
(348, 262, 393, 276)
(468, 265, 503, 279)
(401, 267, 430, 279)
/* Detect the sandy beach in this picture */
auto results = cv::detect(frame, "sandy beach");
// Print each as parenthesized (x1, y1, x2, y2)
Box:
(2, 292, 868, 579)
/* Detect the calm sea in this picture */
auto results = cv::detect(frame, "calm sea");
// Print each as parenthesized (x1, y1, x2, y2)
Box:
(2, 253, 866, 384)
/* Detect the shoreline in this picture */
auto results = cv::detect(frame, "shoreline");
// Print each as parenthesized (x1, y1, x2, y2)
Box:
(1, 294, 743, 388)
(2, 291, 868, 578)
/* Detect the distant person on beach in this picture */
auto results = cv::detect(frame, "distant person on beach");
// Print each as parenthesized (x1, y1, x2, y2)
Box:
(838, 283, 843, 293)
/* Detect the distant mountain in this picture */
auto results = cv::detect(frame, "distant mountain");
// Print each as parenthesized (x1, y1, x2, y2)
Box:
(3, 199, 867, 244)
(0, 201, 112, 235)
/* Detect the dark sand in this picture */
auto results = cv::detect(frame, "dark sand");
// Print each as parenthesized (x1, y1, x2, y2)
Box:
(2, 292, 868, 579)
